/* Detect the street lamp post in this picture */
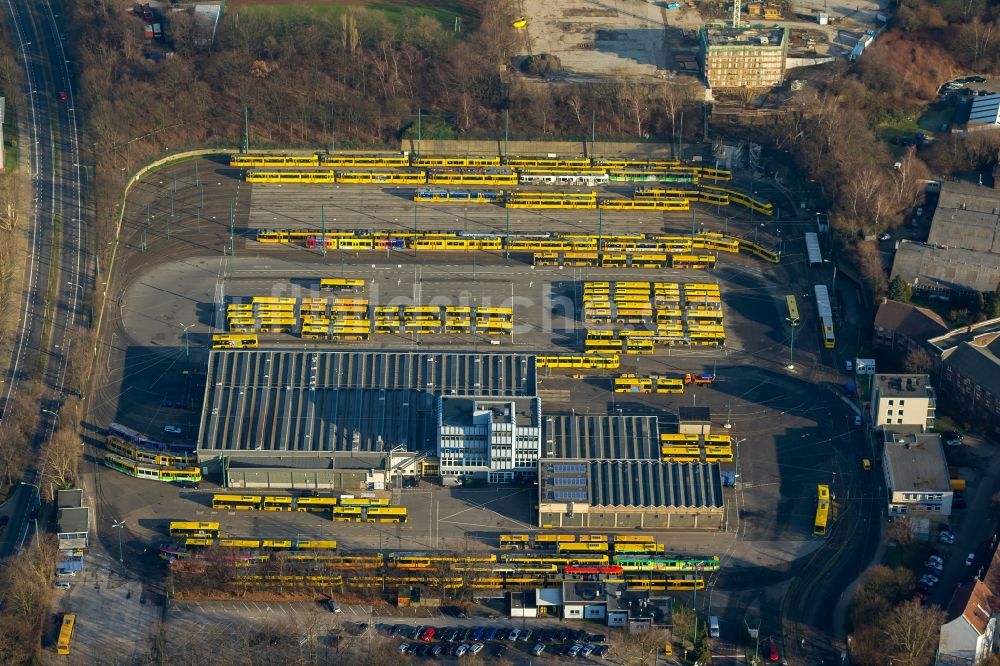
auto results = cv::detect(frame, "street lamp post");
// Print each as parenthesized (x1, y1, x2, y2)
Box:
(20, 482, 40, 543)
(112, 520, 125, 564)
(179, 323, 194, 358)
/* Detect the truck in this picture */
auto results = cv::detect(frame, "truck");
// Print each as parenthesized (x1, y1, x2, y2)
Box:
(684, 373, 714, 385)
(442, 477, 463, 487)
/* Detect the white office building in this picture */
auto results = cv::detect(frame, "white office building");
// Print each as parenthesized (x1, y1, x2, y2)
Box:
(436, 396, 542, 483)
(871, 374, 936, 431)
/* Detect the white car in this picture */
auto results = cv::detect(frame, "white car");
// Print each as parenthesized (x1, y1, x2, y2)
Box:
(470, 643, 484, 655)
(966, 553, 976, 566)
(53, 582, 71, 590)
(878, 232, 892, 241)
(56, 570, 76, 578)
(164, 425, 182, 434)
(845, 360, 854, 372)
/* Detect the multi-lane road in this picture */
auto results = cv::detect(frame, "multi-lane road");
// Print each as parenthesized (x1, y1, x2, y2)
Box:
(0, 0, 87, 556)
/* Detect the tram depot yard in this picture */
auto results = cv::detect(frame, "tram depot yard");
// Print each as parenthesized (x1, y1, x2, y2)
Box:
(58, 147, 851, 661)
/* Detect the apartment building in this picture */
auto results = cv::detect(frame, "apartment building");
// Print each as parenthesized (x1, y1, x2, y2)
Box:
(700, 25, 789, 89)
(870, 374, 936, 431)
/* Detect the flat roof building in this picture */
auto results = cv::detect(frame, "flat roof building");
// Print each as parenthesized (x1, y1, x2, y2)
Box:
(966, 93, 1000, 131)
(538, 459, 724, 529)
(928, 182, 1000, 254)
(700, 25, 789, 89)
(881, 431, 952, 517)
(437, 396, 542, 483)
(542, 415, 660, 460)
(197, 350, 536, 457)
(890, 241, 1000, 298)
(871, 374, 936, 432)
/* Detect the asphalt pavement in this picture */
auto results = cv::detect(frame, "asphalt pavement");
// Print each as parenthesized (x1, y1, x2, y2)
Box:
(0, 0, 88, 558)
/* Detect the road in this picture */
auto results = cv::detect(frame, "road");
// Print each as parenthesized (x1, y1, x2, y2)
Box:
(778, 267, 884, 665)
(0, 0, 87, 556)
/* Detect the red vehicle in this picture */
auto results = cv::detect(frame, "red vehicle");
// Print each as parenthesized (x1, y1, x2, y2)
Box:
(768, 642, 780, 662)
(420, 627, 436, 642)
(564, 565, 624, 575)
(684, 373, 714, 385)
(57, 91, 68, 101)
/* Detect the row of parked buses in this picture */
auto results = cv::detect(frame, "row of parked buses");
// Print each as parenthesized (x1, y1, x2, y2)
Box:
(659, 433, 735, 463)
(613, 373, 715, 394)
(253, 229, 781, 264)
(230, 152, 732, 178)
(210, 493, 391, 511)
(534, 354, 621, 370)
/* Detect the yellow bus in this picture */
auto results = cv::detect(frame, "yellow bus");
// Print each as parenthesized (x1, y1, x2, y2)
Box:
(613, 535, 655, 543)
(500, 534, 531, 550)
(168, 521, 220, 538)
(56, 614, 76, 655)
(212, 494, 263, 510)
(320, 278, 365, 291)
(814, 484, 831, 537)
(535, 534, 576, 548)
(295, 496, 340, 512)
(614, 375, 653, 393)
(661, 445, 702, 462)
(263, 496, 294, 511)
(211, 333, 259, 349)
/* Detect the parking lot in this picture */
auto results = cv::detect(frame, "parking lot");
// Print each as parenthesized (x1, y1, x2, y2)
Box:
(167, 600, 619, 664)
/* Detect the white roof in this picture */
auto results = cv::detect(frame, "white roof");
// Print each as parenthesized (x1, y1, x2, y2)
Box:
(805, 232, 823, 265)
(968, 94, 1000, 126)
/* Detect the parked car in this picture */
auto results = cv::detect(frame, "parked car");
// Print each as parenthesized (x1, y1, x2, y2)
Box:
(520, 629, 533, 642)
(432, 645, 444, 657)
(420, 627, 436, 642)
(53, 581, 71, 590)
(862, 458, 872, 471)
(595, 645, 611, 657)
(966, 552, 976, 566)
(495, 644, 508, 656)
(939, 531, 955, 544)
(325, 599, 341, 613)
(768, 642, 781, 662)
(56, 570, 76, 578)
(845, 360, 854, 371)
(581, 644, 596, 657)
(470, 627, 484, 641)
(470, 642, 485, 655)
(163, 425, 182, 434)
(568, 643, 583, 657)
(482, 627, 497, 641)
(507, 628, 520, 642)
(878, 232, 892, 241)
(398, 643, 411, 654)
(854, 415, 863, 427)
(531, 642, 546, 656)
(454, 644, 468, 657)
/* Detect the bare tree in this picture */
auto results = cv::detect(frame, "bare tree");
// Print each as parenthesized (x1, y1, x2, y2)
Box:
(608, 627, 672, 664)
(903, 347, 933, 374)
(39, 423, 82, 495)
(882, 600, 944, 666)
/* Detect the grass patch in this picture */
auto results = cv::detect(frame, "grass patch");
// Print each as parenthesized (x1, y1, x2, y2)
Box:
(883, 541, 930, 572)
(231, 0, 479, 33)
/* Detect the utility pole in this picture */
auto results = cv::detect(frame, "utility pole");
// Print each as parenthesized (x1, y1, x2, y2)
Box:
(504, 109, 510, 159)
(229, 202, 235, 257)
(243, 106, 249, 153)
(417, 108, 422, 156)
(321, 204, 327, 257)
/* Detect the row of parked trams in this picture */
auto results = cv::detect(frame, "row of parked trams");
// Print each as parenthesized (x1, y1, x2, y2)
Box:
(164, 521, 718, 591)
(252, 229, 780, 264)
